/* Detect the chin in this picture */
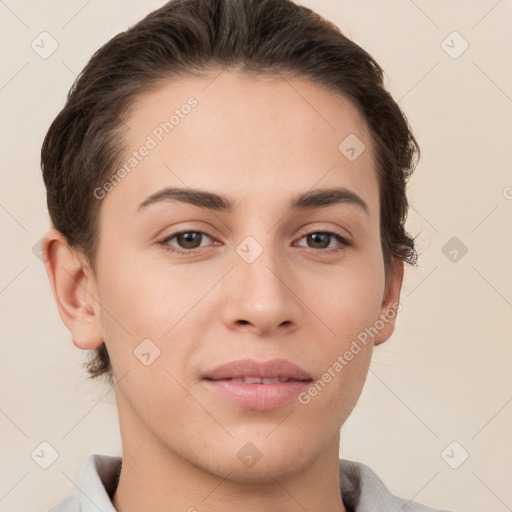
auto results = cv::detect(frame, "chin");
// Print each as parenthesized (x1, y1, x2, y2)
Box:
(207, 457, 310, 484)
(195, 441, 317, 484)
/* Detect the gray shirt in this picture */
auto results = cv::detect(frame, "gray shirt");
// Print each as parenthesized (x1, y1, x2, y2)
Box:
(48, 453, 451, 512)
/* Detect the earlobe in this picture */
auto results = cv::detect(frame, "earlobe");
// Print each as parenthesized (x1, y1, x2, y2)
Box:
(373, 258, 404, 346)
(42, 229, 104, 350)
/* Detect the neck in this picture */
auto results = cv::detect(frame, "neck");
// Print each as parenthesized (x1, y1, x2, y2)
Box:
(111, 391, 347, 512)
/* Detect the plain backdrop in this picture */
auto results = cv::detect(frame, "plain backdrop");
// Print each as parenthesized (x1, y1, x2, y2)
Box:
(1, 1, 511, 511)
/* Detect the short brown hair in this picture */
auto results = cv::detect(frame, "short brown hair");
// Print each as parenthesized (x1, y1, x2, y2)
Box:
(41, 0, 419, 387)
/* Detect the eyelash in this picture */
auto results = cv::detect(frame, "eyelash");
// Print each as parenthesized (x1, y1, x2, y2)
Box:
(157, 229, 351, 256)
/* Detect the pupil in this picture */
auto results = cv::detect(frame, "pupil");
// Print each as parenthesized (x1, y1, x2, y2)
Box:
(309, 233, 329, 248)
(178, 232, 200, 249)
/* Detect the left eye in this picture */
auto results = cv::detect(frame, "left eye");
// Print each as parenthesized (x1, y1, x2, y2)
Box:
(296, 232, 350, 251)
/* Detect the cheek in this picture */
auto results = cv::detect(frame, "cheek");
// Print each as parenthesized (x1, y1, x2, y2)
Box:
(95, 248, 189, 335)
(298, 291, 377, 426)
(300, 262, 383, 410)
(93, 247, 219, 386)
(310, 264, 384, 341)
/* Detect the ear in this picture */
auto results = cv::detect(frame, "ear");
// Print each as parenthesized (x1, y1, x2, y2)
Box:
(41, 229, 104, 350)
(373, 258, 404, 346)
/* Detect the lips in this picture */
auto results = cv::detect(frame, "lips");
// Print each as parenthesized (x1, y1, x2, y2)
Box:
(202, 359, 314, 409)
(202, 358, 312, 382)
(225, 376, 290, 384)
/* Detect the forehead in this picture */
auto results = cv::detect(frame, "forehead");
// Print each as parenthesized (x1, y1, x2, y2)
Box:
(106, 70, 378, 215)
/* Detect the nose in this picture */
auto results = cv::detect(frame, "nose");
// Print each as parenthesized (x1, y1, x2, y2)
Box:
(221, 240, 302, 337)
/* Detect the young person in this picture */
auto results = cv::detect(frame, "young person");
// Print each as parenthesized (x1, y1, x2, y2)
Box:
(42, 0, 451, 510)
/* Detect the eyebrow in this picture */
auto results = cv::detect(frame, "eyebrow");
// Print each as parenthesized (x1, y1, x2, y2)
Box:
(135, 186, 370, 216)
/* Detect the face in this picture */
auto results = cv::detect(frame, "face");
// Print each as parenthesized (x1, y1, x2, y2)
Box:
(71, 71, 402, 481)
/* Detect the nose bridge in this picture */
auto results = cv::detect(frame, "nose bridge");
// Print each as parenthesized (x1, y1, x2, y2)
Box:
(237, 233, 289, 303)
(223, 230, 300, 334)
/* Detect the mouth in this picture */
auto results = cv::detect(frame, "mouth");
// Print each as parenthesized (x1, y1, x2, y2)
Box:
(202, 358, 313, 410)
(205, 376, 305, 384)
(202, 357, 312, 381)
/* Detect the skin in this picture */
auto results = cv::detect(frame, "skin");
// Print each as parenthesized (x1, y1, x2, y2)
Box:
(43, 70, 403, 512)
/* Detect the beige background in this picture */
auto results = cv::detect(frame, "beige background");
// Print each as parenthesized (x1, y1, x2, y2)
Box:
(1, 1, 511, 511)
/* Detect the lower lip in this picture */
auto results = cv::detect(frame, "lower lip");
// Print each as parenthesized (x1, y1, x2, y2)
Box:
(203, 379, 312, 410)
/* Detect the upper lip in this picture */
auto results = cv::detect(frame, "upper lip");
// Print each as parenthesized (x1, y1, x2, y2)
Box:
(202, 358, 312, 381)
